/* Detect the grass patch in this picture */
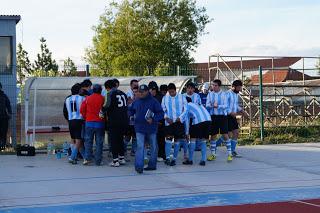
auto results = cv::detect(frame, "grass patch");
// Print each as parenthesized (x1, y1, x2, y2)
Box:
(239, 126, 320, 146)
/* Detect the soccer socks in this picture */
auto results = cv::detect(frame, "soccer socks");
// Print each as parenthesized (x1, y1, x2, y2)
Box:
(226, 139, 232, 156)
(231, 139, 237, 152)
(173, 142, 180, 160)
(70, 144, 78, 160)
(165, 140, 172, 160)
(210, 140, 217, 155)
(216, 136, 224, 146)
(188, 140, 196, 161)
(181, 140, 188, 156)
(200, 140, 207, 162)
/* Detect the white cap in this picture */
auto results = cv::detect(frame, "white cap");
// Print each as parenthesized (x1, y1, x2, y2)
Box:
(202, 82, 209, 90)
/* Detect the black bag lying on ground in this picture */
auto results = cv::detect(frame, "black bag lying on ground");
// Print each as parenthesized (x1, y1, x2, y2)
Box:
(16, 144, 36, 156)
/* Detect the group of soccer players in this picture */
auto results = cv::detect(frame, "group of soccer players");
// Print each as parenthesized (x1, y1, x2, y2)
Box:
(63, 77, 243, 173)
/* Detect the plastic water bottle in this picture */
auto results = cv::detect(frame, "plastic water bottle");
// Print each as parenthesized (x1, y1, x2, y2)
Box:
(56, 149, 62, 159)
(47, 143, 51, 157)
(62, 141, 69, 156)
(47, 142, 54, 157)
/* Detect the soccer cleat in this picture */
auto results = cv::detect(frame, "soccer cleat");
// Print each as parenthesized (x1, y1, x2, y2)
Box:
(157, 157, 164, 162)
(136, 168, 143, 174)
(170, 160, 176, 166)
(207, 154, 216, 161)
(165, 159, 171, 165)
(119, 159, 126, 165)
(96, 161, 104, 166)
(199, 161, 206, 166)
(83, 159, 91, 165)
(144, 167, 156, 171)
(232, 151, 242, 158)
(227, 155, 233, 162)
(183, 160, 193, 165)
(109, 161, 120, 167)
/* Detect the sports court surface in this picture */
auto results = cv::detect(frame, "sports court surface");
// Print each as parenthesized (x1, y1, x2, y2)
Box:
(1, 143, 320, 212)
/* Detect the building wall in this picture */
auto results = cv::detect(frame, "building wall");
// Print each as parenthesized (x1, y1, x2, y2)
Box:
(0, 19, 18, 145)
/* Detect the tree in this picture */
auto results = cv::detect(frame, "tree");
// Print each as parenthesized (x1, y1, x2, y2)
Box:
(16, 43, 32, 84)
(61, 57, 77, 76)
(85, 0, 211, 76)
(33, 37, 58, 76)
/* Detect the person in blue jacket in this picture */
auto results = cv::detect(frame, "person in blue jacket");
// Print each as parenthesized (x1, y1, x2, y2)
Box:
(129, 84, 164, 174)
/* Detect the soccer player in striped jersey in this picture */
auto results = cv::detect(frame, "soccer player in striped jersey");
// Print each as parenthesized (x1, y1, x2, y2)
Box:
(206, 79, 233, 162)
(226, 80, 243, 158)
(161, 83, 188, 166)
(181, 97, 211, 166)
(182, 82, 202, 154)
(184, 82, 201, 105)
(199, 83, 210, 108)
(63, 83, 85, 164)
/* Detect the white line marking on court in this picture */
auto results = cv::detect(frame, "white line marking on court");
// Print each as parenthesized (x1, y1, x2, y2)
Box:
(293, 200, 320, 207)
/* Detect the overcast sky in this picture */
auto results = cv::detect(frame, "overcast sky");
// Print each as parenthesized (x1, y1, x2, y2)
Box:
(1, 0, 320, 66)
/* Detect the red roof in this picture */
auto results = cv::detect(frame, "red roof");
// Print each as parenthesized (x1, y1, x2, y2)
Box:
(77, 71, 88, 77)
(192, 57, 301, 71)
(191, 57, 302, 82)
(250, 69, 315, 84)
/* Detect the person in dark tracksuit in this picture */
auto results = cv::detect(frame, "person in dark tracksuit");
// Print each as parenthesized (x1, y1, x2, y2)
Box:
(148, 81, 166, 162)
(129, 84, 164, 174)
(0, 82, 12, 150)
(102, 79, 129, 167)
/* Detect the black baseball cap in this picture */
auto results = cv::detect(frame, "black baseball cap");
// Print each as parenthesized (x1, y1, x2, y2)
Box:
(138, 84, 149, 92)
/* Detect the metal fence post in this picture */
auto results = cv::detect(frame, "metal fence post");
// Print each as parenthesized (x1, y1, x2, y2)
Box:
(259, 66, 264, 141)
(86, 64, 90, 76)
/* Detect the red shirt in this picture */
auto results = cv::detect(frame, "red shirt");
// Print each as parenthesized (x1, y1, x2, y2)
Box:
(80, 93, 105, 122)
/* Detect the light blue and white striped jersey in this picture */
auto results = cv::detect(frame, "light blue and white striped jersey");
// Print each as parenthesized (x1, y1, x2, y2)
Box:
(101, 89, 107, 97)
(65, 95, 85, 120)
(183, 93, 201, 105)
(181, 102, 211, 125)
(161, 93, 187, 126)
(126, 89, 134, 99)
(206, 90, 228, 116)
(226, 90, 242, 114)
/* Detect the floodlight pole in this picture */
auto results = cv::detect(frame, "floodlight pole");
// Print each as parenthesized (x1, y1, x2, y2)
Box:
(259, 66, 264, 141)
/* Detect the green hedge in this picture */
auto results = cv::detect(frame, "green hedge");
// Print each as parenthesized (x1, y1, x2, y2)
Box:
(239, 126, 320, 145)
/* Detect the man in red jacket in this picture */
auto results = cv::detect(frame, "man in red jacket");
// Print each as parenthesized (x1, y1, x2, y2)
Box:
(80, 84, 105, 166)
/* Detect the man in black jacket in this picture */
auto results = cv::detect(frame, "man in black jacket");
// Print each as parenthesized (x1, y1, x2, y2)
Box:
(148, 81, 166, 161)
(0, 82, 12, 150)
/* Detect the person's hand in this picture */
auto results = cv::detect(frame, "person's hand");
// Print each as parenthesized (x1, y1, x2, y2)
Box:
(99, 110, 105, 119)
(127, 98, 133, 105)
(230, 112, 237, 117)
(186, 135, 190, 141)
(147, 118, 153, 124)
(165, 117, 173, 124)
(213, 102, 218, 108)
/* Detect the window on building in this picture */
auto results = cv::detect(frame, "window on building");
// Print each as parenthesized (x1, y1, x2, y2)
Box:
(0, 36, 12, 74)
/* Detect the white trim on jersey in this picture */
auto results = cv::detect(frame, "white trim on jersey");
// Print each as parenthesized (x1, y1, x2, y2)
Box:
(161, 93, 187, 126)
(206, 90, 228, 116)
(181, 102, 211, 125)
(65, 95, 85, 120)
(183, 93, 201, 105)
(226, 90, 242, 114)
